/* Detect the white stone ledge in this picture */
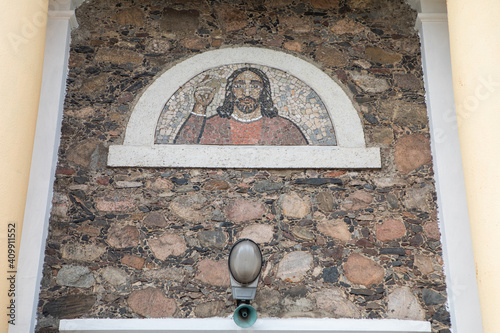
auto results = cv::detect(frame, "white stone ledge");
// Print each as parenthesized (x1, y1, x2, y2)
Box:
(60, 318, 431, 333)
(108, 145, 381, 169)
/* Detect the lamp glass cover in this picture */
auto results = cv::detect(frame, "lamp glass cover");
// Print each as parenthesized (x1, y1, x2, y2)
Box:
(229, 240, 262, 284)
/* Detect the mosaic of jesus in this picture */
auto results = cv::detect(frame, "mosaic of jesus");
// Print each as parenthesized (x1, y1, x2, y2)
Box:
(155, 64, 337, 146)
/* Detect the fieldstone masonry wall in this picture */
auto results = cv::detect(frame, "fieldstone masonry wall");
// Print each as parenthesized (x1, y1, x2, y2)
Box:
(36, 1, 450, 332)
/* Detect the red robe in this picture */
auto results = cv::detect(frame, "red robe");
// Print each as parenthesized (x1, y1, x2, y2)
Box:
(174, 114, 308, 145)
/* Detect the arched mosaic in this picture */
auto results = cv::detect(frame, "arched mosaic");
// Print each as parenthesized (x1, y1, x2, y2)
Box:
(154, 64, 336, 146)
(108, 47, 380, 168)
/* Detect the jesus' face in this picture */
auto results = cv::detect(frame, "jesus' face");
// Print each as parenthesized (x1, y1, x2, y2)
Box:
(232, 70, 264, 115)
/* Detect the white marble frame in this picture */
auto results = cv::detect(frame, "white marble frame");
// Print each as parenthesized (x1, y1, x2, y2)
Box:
(414, 0, 483, 332)
(108, 47, 381, 168)
(59, 318, 431, 333)
(12, 1, 76, 332)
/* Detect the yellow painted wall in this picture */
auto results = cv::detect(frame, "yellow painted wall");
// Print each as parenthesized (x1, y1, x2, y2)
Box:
(0, 0, 48, 331)
(447, 1, 500, 332)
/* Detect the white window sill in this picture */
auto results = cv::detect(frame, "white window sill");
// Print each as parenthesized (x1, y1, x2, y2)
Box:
(60, 318, 431, 333)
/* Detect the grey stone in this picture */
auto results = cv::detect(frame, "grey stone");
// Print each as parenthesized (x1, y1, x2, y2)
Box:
(145, 39, 171, 54)
(386, 193, 399, 209)
(170, 194, 207, 222)
(285, 285, 308, 297)
(283, 297, 314, 313)
(316, 191, 335, 212)
(387, 287, 425, 320)
(143, 211, 167, 228)
(350, 71, 389, 93)
(197, 230, 227, 249)
(295, 178, 342, 186)
(311, 288, 361, 318)
(56, 265, 95, 288)
(322, 267, 339, 283)
(405, 185, 433, 211)
(379, 248, 406, 256)
(114, 181, 143, 188)
(292, 226, 315, 241)
(254, 287, 281, 316)
(422, 288, 446, 305)
(253, 180, 283, 193)
(61, 243, 106, 262)
(101, 267, 128, 287)
(277, 251, 313, 282)
(432, 306, 451, 325)
(372, 177, 407, 188)
(143, 267, 185, 281)
(194, 300, 225, 318)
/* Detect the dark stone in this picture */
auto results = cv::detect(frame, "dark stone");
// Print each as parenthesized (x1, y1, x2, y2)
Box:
(197, 230, 227, 249)
(37, 328, 59, 333)
(410, 224, 423, 233)
(363, 113, 379, 124)
(74, 45, 94, 53)
(160, 8, 200, 34)
(331, 211, 347, 217)
(432, 306, 451, 325)
(322, 267, 339, 283)
(394, 73, 422, 90)
(422, 289, 446, 305)
(386, 193, 399, 209)
(379, 248, 406, 256)
(365, 293, 384, 301)
(253, 180, 283, 193)
(356, 239, 374, 247)
(295, 178, 342, 186)
(181, 258, 195, 265)
(350, 288, 374, 296)
(323, 246, 343, 260)
(410, 234, 424, 247)
(285, 285, 308, 297)
(42, 295, 96, 318)
(171, 177, 188, 185)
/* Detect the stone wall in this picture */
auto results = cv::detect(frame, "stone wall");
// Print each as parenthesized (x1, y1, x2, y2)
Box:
(36, 0, 450, 332)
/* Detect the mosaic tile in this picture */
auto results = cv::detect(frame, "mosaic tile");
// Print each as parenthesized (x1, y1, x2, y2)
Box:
(154, 64, 337, 146)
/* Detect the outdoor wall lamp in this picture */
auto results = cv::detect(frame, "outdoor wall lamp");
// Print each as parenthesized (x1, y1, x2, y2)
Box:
(228, 238, 263, 328)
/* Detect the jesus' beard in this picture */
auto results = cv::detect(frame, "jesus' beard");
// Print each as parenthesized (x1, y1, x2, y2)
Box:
(235, 96, 259, 114)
